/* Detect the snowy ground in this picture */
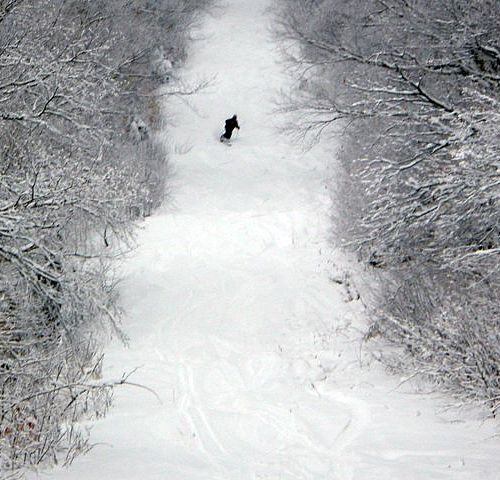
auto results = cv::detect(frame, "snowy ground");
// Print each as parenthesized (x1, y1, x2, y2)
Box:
(31, 1, 499, 479)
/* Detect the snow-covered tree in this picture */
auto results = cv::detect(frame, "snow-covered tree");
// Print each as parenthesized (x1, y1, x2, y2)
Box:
(0, 0, 210, 475)
(275, 0, 500, 409)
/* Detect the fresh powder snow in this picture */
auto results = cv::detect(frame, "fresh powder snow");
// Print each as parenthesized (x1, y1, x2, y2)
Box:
(31, 1, 500, 479)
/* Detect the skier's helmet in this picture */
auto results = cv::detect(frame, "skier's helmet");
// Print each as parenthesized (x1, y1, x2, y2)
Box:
(232, 114, 237, 119)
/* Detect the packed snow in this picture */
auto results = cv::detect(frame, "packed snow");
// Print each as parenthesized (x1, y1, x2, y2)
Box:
(30, 1, 499, 479)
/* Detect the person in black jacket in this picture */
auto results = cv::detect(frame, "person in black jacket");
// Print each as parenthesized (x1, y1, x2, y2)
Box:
(220, 114, 240, 142)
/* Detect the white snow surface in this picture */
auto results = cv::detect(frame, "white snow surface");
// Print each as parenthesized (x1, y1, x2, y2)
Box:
(33, 1, 500, 479)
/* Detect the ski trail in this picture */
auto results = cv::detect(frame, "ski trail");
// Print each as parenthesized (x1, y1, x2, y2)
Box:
(182, 361, 229, 456)
(31, 1, 500, 479)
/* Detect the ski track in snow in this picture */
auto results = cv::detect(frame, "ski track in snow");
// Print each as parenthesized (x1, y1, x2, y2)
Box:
(31, 1, 500, 479)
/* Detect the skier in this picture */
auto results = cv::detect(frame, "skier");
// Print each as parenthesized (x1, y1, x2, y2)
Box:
(220, 114, 240, 144)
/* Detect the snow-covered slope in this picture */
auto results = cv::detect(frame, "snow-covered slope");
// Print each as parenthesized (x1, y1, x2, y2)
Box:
(33, 1, 499, 479)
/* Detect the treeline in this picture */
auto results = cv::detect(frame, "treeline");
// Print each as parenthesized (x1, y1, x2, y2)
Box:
(0, 0, 209, 476)
(274, 0, 500, 411)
